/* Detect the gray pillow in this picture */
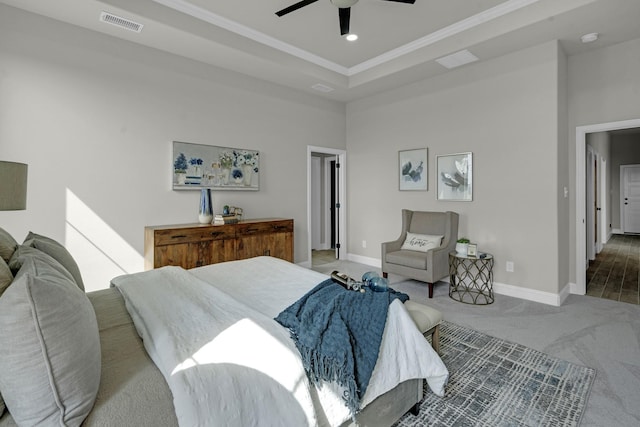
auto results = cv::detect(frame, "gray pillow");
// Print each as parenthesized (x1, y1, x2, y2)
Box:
(23, 232, 85, 290)
(0, 227, 17, 264)
(0, 256, 101, 426)
(0, 257, 12, 297)
(8, 245, 77, 287)
(0, 240, 16, 417)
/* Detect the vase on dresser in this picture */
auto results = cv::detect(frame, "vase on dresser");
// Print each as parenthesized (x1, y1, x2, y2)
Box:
(198, 188, 213, 224)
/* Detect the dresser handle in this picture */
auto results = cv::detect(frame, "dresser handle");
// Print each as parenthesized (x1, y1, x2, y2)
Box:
(211, 231, 224, 237)
(171, 235, 187, 239)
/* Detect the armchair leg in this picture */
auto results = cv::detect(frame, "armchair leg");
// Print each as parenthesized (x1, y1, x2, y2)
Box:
(428, 282, 434, 298)
(382, 272, 388, 278)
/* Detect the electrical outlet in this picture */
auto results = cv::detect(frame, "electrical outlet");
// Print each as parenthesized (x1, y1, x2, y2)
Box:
(362, 240, 367, 248)
(506, 261, 514, 272)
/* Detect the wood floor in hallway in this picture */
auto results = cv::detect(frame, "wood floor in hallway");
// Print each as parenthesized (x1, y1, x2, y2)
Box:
(587, 234, 640, 305)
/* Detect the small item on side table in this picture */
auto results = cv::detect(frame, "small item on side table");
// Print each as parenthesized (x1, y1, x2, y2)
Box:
(467, 243, 477, 257)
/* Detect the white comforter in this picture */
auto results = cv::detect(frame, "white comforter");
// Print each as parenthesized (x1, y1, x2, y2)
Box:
(112, 257, 448, 427)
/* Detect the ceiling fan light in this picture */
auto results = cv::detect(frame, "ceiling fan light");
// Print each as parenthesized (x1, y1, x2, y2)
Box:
(331, 0, 359, 8)
(346, 34, 358, 41)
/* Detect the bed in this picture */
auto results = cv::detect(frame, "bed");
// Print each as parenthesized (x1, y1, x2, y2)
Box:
(0, 227, 448, 427)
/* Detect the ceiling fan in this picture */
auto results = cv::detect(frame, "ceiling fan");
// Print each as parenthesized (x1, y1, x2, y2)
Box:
(275, 0, 416, 36)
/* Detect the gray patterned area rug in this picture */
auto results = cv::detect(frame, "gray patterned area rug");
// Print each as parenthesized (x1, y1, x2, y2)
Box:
(394, 321, 596, 427)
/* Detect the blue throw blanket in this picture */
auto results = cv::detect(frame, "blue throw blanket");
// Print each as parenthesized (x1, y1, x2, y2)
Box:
(274, 279, 409, 416)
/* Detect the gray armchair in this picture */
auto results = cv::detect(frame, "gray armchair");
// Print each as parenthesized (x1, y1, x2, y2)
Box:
(382, 210, 459, 298)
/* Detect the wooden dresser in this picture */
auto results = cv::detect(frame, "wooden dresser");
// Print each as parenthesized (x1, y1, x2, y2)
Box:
(144, 218, 293, 270)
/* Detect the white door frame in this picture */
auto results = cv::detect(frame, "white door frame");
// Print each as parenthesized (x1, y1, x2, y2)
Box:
(310, 155, 322, 250)
(307, 146, 346, 267)
(586, 145, 596, 261)
(575, 118, 640, 295)
(599, 157, 607, 252)
(323, 156, 334, 250)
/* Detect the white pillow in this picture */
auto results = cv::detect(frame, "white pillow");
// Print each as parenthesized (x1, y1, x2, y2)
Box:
(0, 256, 100, 426)
(401, 233, 443, 252)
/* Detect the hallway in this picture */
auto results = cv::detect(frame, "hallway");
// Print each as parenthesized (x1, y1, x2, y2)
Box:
(587, 234, 640, 305)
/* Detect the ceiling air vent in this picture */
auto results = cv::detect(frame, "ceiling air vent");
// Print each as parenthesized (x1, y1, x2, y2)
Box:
(100, 11, 144, 33)
(436, 49, 479, 70)
(311, 83, 334, 93)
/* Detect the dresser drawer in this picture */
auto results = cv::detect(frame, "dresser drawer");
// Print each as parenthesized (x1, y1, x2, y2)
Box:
(236, 220, 293, 236)
(154, 225, 235, 246)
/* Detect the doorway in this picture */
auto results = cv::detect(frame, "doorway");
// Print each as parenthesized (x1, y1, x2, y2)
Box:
(307, 146, 346, 268)
(620, 165, 640, 233)
(575, 118, 640, 295)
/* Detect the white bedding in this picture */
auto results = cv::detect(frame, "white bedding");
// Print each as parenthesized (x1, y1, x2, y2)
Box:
(112, 257, 448, 427)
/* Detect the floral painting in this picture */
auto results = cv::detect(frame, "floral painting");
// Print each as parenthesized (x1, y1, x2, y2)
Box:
(172, 141, 260, 191)
(436, 152, 472, 201)
(399, 148, 428, 191)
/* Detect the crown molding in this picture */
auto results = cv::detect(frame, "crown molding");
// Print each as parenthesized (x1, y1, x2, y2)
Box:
(153, 0, 540, 78)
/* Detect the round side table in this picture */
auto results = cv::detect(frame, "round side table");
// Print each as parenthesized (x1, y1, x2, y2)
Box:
(448, 252, 494, 305)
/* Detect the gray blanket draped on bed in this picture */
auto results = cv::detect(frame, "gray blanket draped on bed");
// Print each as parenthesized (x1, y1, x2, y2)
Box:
(275, 278, 409, 416)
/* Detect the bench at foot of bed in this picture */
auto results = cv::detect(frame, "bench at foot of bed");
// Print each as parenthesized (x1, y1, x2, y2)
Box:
(404, 300, 442, 354)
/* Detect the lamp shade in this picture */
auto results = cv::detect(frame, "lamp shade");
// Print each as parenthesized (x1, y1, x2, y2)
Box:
(0, 161, 28, 210)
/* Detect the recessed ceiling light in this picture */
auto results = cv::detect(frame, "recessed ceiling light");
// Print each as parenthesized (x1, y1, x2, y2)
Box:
(435, 49, 479, 69)
(346, 34, 358, 42)
(580, 33, 599, 43)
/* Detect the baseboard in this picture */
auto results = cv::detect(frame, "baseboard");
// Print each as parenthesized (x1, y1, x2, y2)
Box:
(297, 260, 311, 269)
(492, 282, 565, 307)
(612, 228, 623, 235)
(569, 281, 585, 296)
(343, 253, 569, 306)
(347, 253, 381, 268)
(558, 282, 572, 304)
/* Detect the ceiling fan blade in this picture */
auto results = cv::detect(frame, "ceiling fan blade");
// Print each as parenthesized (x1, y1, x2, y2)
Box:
(383, 0, 416, 3)
(339, 7, 350, 35)
(276, 0, 319, 17)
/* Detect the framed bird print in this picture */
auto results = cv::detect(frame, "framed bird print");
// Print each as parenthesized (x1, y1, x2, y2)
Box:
(437, 152, 472, 201)
(399, 148, 428, 191)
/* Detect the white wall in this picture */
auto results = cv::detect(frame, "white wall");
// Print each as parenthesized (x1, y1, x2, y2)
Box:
(0, 5, 346, 290)
(347, 41, 563, 297)
(556, 43, 570, 293)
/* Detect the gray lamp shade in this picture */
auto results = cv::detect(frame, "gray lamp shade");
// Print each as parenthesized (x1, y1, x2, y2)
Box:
(0, 161, 28, 210)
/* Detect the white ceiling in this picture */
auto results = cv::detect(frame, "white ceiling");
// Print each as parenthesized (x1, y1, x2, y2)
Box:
(3, 0, 640, 102)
